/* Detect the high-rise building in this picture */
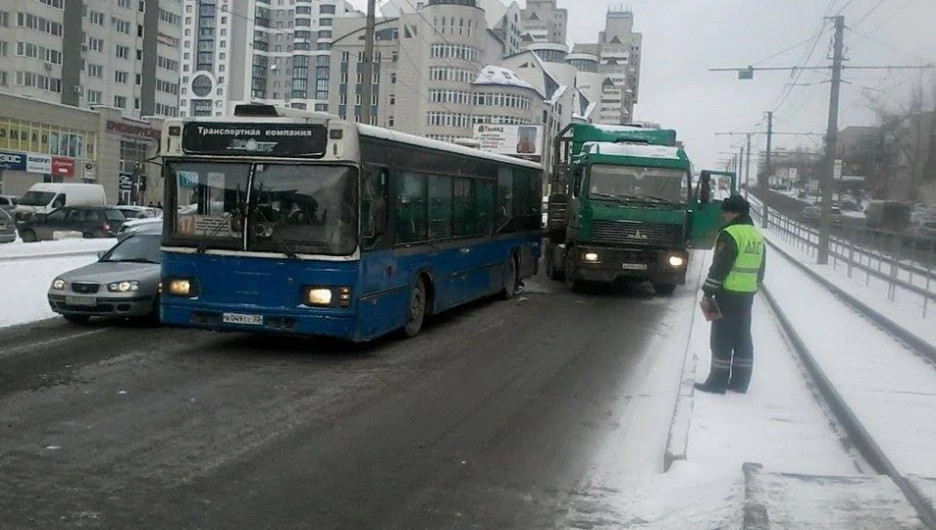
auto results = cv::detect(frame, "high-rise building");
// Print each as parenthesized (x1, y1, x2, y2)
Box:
(177, 0, 359, 117)
(519, 0, 567, 45)
(573, 7, 642, 124)
(0, 0, 184, 119)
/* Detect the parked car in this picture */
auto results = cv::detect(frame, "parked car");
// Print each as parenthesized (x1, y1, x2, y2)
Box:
(115, 205, 162, 220)
(0, 208, 16, 244)
(909, 218, 936, 239)
(47, 232, 162, 324)
(800, 205, 843, 225)
(0, 194, 18, 213)
(117, 217, 162, 241)
(17, 206, 126, 242)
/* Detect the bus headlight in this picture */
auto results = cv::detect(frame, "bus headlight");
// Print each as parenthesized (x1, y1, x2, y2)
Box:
(583, 252, 599, 262)
(668, 255, 686, 268)
(166, 278, 194, 297)
(305, 288, 333, 306)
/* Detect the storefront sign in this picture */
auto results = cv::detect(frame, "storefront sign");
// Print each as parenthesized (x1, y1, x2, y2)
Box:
(26, 153, 52, 174)
(52, 157, 75, 177)
(180, 122, 328, 157)
(82, 161, 97, 181)
(0, 151, 26, 171)
(119, 173, 133, 191)
(472, 124, 544, 161)
(106, 120, 161, 141)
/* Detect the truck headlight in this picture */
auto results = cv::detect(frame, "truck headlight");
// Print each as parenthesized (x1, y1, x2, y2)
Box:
(583, 252, 599, 262)
(52, 278, 66, 290)
(668, 255, 686, 267)
(108, 281, 140, 292)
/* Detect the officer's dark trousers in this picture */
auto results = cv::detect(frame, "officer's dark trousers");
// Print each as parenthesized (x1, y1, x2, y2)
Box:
(708, 292, 755, 391)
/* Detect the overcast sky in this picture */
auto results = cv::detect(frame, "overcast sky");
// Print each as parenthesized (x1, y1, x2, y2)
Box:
(349, 0, 936, 171)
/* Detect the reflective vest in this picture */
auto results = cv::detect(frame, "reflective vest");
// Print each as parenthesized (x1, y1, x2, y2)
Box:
(721, 224, 764, 293)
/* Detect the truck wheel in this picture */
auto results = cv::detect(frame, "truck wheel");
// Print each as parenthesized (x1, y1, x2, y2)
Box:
(652, 283, 677, 295)
(564, 249, 581, 292)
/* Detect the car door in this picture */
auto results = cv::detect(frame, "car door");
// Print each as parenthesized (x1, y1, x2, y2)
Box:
(36, 208, 70, 240)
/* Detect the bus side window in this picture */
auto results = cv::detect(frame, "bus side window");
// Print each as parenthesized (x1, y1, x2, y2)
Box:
(362, 166, 388, 247)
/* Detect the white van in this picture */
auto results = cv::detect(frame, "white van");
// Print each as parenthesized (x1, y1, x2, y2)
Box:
(14, 183, 106, 220)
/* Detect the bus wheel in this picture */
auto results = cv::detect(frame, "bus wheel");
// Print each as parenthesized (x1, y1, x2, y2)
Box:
(500, 254, 518, 300)
(403, 277, 427, 338)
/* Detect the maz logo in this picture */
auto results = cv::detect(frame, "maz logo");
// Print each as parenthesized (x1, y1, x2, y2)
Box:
(629, 230, 649, 240)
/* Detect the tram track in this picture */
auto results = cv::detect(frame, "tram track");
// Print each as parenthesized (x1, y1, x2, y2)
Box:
(761, 241, 936, 529)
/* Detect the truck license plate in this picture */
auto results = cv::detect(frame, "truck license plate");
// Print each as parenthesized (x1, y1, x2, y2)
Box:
(222, 313, 263, 325)
(66, 296, 97, 307)
(622, 263, 648, 270)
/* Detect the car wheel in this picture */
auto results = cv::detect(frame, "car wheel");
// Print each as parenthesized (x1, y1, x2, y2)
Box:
(63, 314, 90, 325)
(20, 229, 37, 243)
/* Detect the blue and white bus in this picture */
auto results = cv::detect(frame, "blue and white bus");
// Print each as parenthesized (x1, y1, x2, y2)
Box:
(158, 104, 542, 341)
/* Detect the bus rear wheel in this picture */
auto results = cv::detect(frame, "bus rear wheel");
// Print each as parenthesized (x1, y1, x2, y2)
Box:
(500, 254, 519, 300)
(403, 277, 428, 338)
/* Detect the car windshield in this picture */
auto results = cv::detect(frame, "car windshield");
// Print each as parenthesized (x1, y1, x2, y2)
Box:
(0, 209, 11, 221)
(164, 161, 357, 255)
(105, 209, 126, 221)
(18, 191, 55, 206)
(588, 165, 687, 204)
(101, 234, 162, 264)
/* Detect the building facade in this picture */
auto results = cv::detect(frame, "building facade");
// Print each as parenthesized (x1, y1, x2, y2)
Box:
(177, 0, 358, 117)
(0, 92, 164, 205)
(572, 7, 642, 124)
(0, 0, 183, 119)
(519, 0, 567, 45)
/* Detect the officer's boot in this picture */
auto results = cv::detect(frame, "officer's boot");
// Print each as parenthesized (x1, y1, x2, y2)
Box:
(693, 373, 727, 395)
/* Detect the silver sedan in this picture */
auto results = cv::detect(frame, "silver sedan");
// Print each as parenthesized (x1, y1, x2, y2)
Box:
(0, 208, 15, 244)
(47, 233, 162, 324)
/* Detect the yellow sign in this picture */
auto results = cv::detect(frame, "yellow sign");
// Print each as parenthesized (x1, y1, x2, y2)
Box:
(0, 120, 50, 153)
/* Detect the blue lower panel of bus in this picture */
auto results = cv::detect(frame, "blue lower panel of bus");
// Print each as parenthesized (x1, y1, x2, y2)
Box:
(160, 235, 540, 342)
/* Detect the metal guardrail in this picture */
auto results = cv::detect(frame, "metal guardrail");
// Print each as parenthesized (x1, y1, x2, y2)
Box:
(751, 200, 936, 318)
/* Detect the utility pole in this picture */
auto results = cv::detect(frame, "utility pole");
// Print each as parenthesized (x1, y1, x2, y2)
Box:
(763, 111, 773, 228)
(817, 15, 845, 265)
(745, 133, 752, 200)
(738, 145, 744, 196)
(359, 0, 377, 125)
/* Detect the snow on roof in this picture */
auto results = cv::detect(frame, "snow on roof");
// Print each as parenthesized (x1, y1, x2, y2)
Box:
(473, 65, 543, 97)
(582, 141, 682, 160)
(356, 123, 542, 170)
(546, 84, 568, 105)
(592, 124, 650, 134)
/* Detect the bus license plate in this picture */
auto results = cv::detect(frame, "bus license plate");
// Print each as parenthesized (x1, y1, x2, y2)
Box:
(622, 263, 648, 271)
(66, 296, 97, 307)
(222, 313, 263, 326)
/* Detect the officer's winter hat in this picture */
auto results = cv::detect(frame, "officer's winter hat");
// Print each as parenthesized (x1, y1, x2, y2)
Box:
(721, 195, 750, 215)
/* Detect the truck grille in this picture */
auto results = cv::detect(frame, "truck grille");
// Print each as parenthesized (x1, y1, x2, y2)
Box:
(71, 282, 101, 294)
(592, 220, 682, 246)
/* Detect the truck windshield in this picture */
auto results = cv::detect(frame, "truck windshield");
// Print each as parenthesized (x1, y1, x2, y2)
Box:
(589, 165, 687, 204)
(18, 191, 56, 206)
(165, 161, 357, 256)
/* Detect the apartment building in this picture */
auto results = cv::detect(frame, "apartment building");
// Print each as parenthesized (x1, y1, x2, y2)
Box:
(573, 7, 642, 124)
(0, 0, 183, 119)
(519, 0, 567, 45)
(177, 0, 358, 117)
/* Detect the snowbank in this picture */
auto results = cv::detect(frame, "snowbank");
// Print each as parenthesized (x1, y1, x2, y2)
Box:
(0, 253, 106, 328)
(0, 238, 115, 261)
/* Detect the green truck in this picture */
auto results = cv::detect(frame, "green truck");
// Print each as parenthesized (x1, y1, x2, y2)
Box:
(545, 123, 733, 294)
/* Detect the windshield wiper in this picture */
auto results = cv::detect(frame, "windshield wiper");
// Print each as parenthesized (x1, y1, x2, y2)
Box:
(196, 211, 237, 255)
(105, 258, 159, 264)
(642, 195, 681, 205)
(252, 209, 298, 259)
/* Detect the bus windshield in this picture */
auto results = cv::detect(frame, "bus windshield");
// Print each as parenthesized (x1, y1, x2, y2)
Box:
(165, 161, 357, 256)
(588, 165, 687, 205)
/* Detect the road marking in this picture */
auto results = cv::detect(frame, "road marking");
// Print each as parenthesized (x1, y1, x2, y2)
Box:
(0, 328, 110, 358)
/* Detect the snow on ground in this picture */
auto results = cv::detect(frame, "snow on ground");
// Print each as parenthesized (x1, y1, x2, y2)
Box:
(687, 286, 862, 475)
(0, 253, 104, 328)
(0, 237, 115, 260)
(764, 246, 936, 477)
(763, 228, 936, 348)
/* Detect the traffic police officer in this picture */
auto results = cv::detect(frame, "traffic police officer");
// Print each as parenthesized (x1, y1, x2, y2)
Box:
(695, 194, 766, 394)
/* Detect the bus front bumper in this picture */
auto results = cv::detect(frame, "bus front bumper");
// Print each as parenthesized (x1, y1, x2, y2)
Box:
(571, 246, 689, 284)
(160, 302, 358, 340)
